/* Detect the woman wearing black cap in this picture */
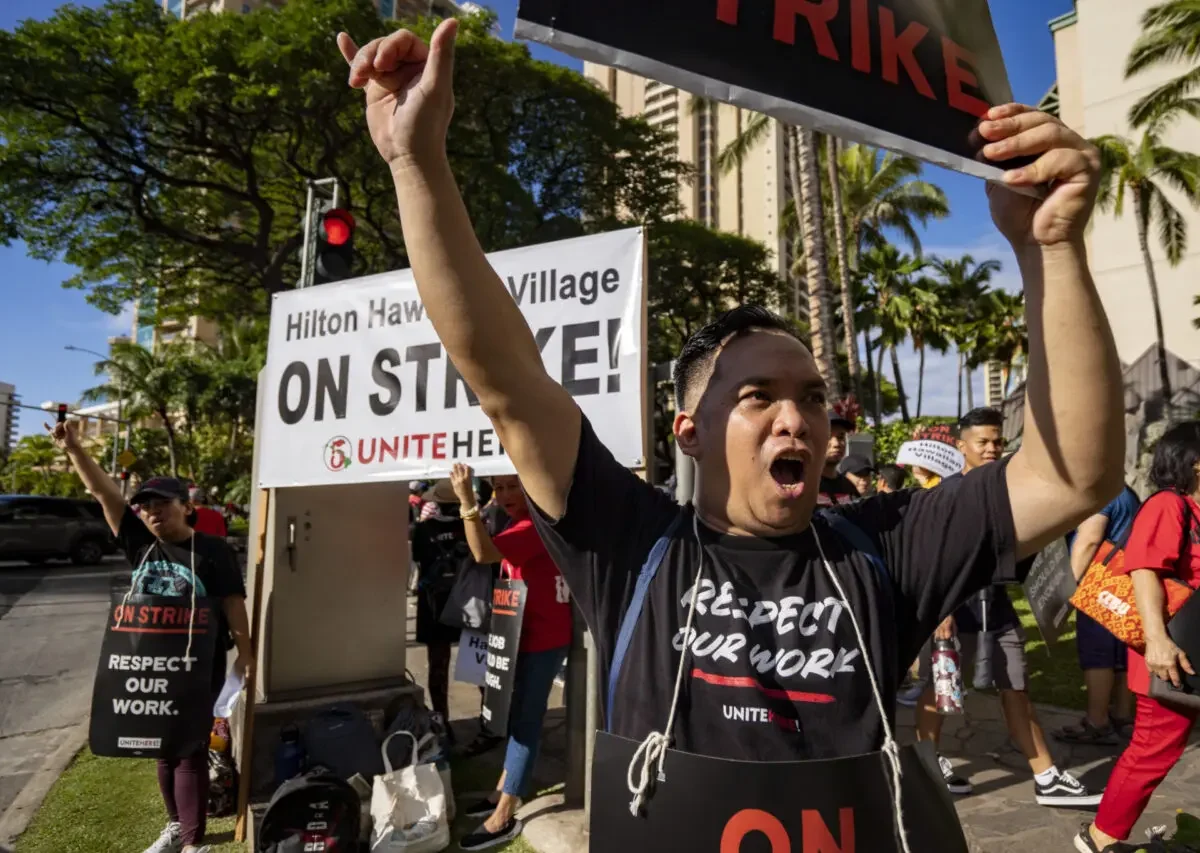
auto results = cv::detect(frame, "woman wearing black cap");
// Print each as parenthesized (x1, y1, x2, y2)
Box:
(50, 419, 251, 853)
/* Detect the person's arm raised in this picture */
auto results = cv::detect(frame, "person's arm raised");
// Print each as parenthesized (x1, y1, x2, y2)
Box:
(48, 419, 125, 536)
(337, 21, 579, 519)
(980, 105, 1124, 560)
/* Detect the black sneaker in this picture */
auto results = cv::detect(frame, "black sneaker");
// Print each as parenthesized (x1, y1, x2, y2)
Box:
(459, 817, 523, 851)
(1036, 769, 1103, 807)
(1073, 824, 1135, 852)
(1054, 718, 1120, 746)
(462, 798, 498, 819)
(938, 755, 973, 796)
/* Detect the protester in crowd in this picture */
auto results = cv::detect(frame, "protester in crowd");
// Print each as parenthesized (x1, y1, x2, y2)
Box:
(1055, 485, 1141, 746)
(876, 464, 908, 494)
(837, 454, 876, 497)
(818, 412, 859, 505)
(1078, 421, 1200, 853)
(449, 464, 571, 850)
(49, 420, 251, 853)
(187, 486, 227, 538)
(910, 465, 942, 489)
(408, 480, 429, 525)
(914, 408, 1100, 805)
(410, 479, 467, 738)
(340, 20, 1122, 816)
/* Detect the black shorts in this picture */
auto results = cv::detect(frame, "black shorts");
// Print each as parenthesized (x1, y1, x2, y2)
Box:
(416, 586, 461, 646)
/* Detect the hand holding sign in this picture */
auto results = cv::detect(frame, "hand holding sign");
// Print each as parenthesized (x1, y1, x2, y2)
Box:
(450, 462, 476, 509)
(337, 19, 459, 171)
(983, 104, 1101, 251)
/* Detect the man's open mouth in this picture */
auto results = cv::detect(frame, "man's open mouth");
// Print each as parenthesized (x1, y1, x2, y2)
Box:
(770, 456, 806, 498)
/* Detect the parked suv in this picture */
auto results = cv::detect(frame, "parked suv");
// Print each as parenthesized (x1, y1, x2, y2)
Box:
(0, 495, 118, 565)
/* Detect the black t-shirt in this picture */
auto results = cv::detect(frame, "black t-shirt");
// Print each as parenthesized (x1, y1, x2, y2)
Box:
(818, 473, 858, 507)
(531, 418, 1026, 761)
(118, 507, 247, 692)
(411, 516, 470, 598)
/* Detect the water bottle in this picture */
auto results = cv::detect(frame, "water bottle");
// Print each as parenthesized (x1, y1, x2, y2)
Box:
(931, 637, 965, 715)
(274, 724, 306, 786)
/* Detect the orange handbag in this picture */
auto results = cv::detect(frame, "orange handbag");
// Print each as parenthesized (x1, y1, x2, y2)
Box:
(1070, 539, 1194, 653)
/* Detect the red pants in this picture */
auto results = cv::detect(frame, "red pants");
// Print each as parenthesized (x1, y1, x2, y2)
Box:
(1095, 694, 1198, 840)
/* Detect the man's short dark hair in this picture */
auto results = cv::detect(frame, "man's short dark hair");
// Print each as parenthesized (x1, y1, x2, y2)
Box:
(877, 464, 907, 492)
(1149, 420, 1200, 494)
(957, 407, 1004, 435)
(673, 306, 797, 410)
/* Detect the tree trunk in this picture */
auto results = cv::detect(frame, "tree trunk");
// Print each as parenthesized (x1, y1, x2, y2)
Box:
(826, 136, 860, 398)
(876, 342, 887, 416)
(796, 127, 842, 399)
(228, 416, 240, 454)
(956, 351, 965, 420)
(916, 344, 926, 419)
(161, 411, 179, 478)
(965, 363, 975, 410)
(863, 329, 880, 425)
(1134, 187, 1174, 411)
(786, 123, 805, 323)
(890, 345, 911, 422)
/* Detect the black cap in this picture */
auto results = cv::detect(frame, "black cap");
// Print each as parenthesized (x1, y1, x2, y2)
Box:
(828, 411, 855, 430)
(131, 477, 190, 504)
(837, 454, 874, 477)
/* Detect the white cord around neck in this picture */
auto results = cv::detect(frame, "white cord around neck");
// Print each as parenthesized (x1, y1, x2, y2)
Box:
(625, 511, 706, 817)
(118, 534, 199, 666)
(811, 522, 912, 853)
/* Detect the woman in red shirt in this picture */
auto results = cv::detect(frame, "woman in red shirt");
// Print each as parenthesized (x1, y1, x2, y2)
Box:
(450, 463, 572, 851)
(1079, 421, 1200, 853)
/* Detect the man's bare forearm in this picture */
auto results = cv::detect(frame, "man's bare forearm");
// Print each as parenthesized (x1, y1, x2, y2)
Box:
(1008, 240, 1124, 556)
(65, 445, 126, 534)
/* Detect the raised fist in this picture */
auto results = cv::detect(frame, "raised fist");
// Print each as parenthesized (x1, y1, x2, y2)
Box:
(46, 418, 81, 452)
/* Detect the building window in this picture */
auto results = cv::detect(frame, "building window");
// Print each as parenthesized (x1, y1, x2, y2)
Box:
(379, 0, 395, 18)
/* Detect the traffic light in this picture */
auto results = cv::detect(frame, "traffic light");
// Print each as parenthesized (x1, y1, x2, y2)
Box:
(314, 208, 356, 284)
(57, 403, 68, 424)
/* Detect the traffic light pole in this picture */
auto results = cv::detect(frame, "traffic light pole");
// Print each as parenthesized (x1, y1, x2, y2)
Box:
(299, 178, 341, 289)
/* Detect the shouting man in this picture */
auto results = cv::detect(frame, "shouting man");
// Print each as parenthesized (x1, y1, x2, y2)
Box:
(337, 14, 1122, 794)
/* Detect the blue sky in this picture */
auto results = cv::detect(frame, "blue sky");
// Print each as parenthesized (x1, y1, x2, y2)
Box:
(1, 0, 1073, 434)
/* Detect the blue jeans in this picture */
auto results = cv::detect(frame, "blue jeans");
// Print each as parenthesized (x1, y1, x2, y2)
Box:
(502, 646, 567, 798)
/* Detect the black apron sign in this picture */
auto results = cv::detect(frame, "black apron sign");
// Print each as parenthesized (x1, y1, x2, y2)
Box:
(591, 732, 968, 852)
(90, 594, 219, 759)
(481, 579, 527, 734)
(515, 0, 1027, 183)
(1023, 538, 1076, 645)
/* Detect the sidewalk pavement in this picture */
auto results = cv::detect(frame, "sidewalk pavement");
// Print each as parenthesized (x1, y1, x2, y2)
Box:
(412, 627, 1199, 853)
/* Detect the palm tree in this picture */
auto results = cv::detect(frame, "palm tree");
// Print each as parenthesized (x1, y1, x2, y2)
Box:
(837, 144, 950, 261)
(1125, 1, 1200, 127)
(7, 435, 60, 490)
(1093, 126, 1200, 407)
(796, 127, 841, 398)
(931, 254, 1002, 418)
(83, 341, 184, 477)
(976, 290, 1028, 398)
(859, 244, 929, 422)
(825, 135, 861, 397)
(910, 276, 951, 419)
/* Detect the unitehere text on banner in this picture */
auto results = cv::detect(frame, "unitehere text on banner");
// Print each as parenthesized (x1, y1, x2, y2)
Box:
(258, 229, 645, 488)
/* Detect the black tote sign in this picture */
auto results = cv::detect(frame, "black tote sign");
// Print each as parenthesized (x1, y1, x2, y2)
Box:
(1024, 538, 1076, 645)
(90, 594, 219, 759)
(515, 0, 1026, 182)
(481, 579, 528, 734)
(591, 732, 969, 852)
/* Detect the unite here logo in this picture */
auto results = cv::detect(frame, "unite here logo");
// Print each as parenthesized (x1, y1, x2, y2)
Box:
(1097, 590, 1132, 617)
(323, 436, 352, 472)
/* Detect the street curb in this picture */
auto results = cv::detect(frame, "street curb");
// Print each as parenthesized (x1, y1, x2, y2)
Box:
(0, 723, 89, 848)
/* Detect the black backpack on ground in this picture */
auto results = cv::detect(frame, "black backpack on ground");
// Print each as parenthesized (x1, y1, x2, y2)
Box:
(303, 703, 384, 781)
(257, 769, 361, 853)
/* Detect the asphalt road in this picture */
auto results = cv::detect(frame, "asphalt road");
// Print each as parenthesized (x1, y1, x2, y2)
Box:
(0, 559, 127, 820)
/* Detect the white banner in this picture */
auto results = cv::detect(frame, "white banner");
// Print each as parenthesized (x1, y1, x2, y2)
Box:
(258, 229, 646, 488)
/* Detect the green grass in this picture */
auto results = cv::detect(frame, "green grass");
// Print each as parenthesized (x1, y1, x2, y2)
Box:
(16, 748, 539, 853)
(1011, 589, 1088, 711)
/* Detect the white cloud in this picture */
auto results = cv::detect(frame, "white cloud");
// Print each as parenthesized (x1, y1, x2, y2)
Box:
(103, 303, 135, 335)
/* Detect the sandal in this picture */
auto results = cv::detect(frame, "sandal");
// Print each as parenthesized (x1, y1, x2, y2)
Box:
(1054, 717, 1119, 746)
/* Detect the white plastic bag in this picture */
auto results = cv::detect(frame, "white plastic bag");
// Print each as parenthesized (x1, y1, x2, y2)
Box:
(370, 731, 450, 853)
(212, 671, 243, 719)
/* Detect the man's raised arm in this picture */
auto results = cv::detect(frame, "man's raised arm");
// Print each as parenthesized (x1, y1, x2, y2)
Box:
(979, 105, 1124, 558)
(337, 20, 580, 518)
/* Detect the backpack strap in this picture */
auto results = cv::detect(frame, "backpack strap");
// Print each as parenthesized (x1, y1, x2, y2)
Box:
(817, 509, 892, 595)
(606, 511, 685, 731)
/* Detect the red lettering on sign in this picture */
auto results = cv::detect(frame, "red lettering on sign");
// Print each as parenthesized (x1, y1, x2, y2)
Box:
(431, 432, 447, 460)
(943, 37, 989, 117)
(412, 434, 430, 457)
(163, 607, 176, 626)
(850, 0, 870, 73)
(879, 7, 934, 100)
(716, 0, 739, 25)
(720, 809, 790, 852)
(773, 0, 839, 61)
(802, 808, 855, 853)
(379, 436, 399, 462)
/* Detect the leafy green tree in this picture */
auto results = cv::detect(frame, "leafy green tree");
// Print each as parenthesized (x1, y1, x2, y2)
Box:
(976, 290, 1028, 398)
(0, 0, 684, 324)
(836, 144, 950, 260)
(858, 245, 932, 423)
(1094, 127, 1200, 405)
(1, 434, 101, 497)
(1125, 1, 1200, 126)
(909, 276, 950, 419)
(931, 254, 1002, 418)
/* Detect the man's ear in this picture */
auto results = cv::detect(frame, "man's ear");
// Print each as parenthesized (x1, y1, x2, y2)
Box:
(674, 409, 701, 460)
(956, 439, 967, 454)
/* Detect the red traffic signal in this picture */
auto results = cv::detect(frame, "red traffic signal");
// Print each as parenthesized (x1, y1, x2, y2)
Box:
(57, 403, 68, 424)
(322, 209, 355, 247)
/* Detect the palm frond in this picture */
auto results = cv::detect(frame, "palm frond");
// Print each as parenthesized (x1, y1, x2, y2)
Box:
(715, 112, 770, 175)
(1129, 63, 1200, 126)
(1127, 1, 1200, 76)
(1153, 188, 1188, 263)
